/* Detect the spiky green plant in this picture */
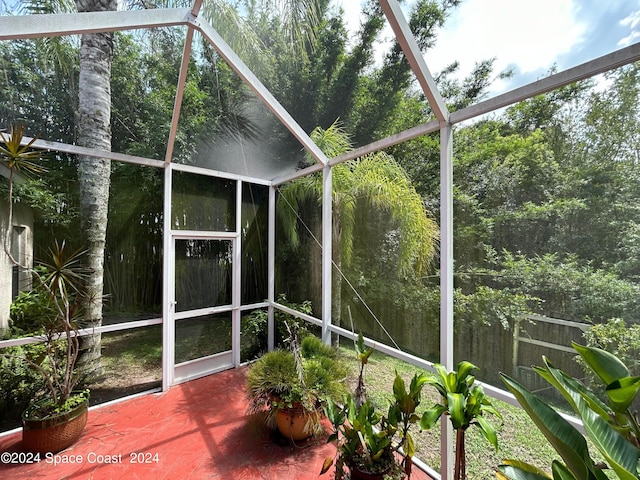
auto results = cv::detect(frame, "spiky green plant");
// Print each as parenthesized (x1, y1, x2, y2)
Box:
(244, 333, 347, 434)
(1, 126, 93, 417)
(0, 125, 45, 266)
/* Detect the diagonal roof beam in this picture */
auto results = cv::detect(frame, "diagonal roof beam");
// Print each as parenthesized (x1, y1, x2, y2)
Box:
(379, 0, 449, 122)
(191, 17, 329, 167)
(0, 7, 329, 170)
(164, 0, 204, 164)
(0, 8, 192, 39)
(164, 28, 195, 165)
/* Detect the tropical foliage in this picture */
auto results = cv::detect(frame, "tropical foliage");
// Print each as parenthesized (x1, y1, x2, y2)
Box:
(322, 345, 428, 480)
(245, 332, 347, 435)
(499, 343, 640, 480)
(420, 361, 502, 480)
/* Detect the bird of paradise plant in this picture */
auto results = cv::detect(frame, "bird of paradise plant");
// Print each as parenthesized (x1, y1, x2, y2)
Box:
(498, 342, 640, 480)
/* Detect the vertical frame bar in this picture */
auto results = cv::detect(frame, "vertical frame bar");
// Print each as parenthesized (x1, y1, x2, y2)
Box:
(162, 163, 175, 390)
(512, 318, 521, 376)
(440, 121, 454, 479)
(322, 165, 332, 345)
(268, 184, 276, 351)
(232, 180, 242, 366)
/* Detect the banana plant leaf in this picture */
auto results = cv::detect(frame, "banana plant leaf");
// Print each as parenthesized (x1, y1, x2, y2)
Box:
(500, 373, 607, 480)
(575, 393, 639, 480)
(534, 358, 611, 419)
(497, 459, 554, 479)
(550, 461, 580, 480)
(535, 359, 639, 478)
(497, 459, 583, 480)
(572, 343, 640, 412)
(605, 376, 640, 412)
(572, 342, 629, 385)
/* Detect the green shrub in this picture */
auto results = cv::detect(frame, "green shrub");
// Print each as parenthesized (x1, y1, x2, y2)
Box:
(301, 334, 336, 359)
(9, 289, 55, 335)
(0, 344, 47, 426)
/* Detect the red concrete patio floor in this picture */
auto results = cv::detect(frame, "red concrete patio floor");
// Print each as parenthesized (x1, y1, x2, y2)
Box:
(0, 367, 435, 479)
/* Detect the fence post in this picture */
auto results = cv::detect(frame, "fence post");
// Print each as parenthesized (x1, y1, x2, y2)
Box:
(512, 317, 521, 376)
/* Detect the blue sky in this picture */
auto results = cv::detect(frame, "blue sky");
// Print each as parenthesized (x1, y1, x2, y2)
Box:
(334, 0, 640, 94)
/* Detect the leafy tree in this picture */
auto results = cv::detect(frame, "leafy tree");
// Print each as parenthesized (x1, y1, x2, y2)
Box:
(277, 122, 438, 345)
(583, 318, 640, 379)
(349, 0, 459, 143)
(489, 252, 640, 322)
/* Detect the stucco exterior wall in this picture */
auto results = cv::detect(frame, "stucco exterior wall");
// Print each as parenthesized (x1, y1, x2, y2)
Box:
(0, 201, 33, 338)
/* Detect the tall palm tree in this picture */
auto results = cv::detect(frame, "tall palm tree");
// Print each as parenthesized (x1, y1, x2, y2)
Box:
(278, 122, 439, 345)
(73, 0, 117, 379)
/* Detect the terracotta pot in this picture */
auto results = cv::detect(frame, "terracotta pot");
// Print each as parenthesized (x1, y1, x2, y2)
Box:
(347, 453, 394, 480)
(22, 394, 89, 454)
(274, 404, 318, 441)
(349, 465, 392, 480)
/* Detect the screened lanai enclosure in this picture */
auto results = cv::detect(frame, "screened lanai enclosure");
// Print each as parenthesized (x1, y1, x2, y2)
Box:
(1, 1, 640, 478)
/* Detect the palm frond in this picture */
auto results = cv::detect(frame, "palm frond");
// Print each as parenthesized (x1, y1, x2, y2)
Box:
(0, 125, 47, 177)
(19, 0, 76, 15)
(200, 0, 270, 71)
(276, 0, 322, 56)
(350, 152, 438, 276)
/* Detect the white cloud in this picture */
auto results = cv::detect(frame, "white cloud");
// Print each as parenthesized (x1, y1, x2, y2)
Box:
(335, 0, 587, 91)
(425, 0, 585, 77)
(618, 9, 640, 46)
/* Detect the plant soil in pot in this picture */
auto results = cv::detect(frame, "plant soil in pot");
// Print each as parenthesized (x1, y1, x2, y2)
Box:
(22, 391, 90, 454)
(347, 450, 394, 480)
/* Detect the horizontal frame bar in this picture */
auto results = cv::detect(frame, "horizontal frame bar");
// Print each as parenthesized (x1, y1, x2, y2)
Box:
(451, 42, 640, 124)
(0, 8, 192, 40)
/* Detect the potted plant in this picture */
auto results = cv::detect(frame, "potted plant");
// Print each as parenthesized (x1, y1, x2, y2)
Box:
(321, 334, 427, 480)
(245, 325, 347, 441)
(420, 361, 502, 480)
(323, 372, 428, 480)
(498, 342, 640, 480)
(1, 125, 93, 454)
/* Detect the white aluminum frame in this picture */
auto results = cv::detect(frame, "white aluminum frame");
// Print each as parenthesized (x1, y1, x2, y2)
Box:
(2, 4, 639, 477)
(165, 164, 242, 385)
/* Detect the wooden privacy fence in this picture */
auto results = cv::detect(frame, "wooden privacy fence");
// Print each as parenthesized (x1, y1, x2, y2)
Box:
(452, 313, 590, 390)
(512, 314, 590, 395)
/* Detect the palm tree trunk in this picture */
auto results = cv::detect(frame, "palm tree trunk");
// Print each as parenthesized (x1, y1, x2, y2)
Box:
(74, 0, 116, 380)
(331, 216, 341, 348)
